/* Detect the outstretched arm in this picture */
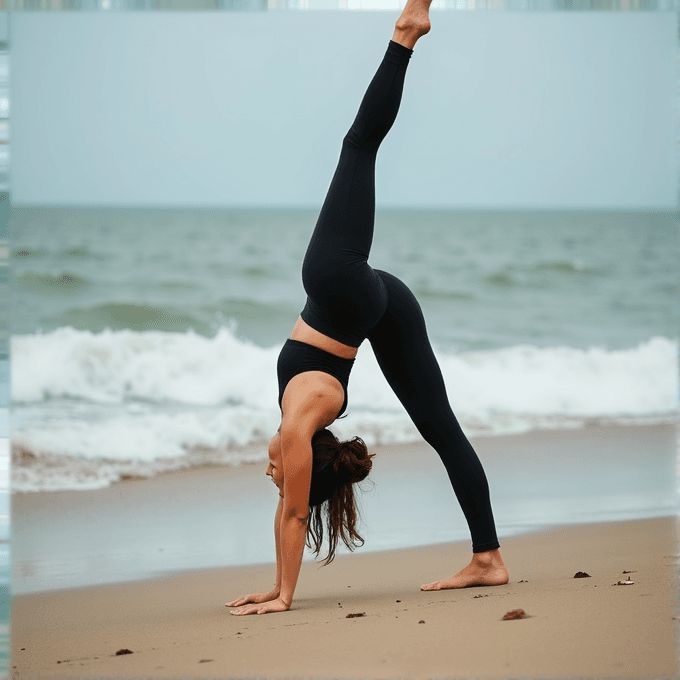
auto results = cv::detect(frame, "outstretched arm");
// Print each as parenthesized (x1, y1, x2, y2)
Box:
(229, 425, 312, 615)
(277, 428, 312, 607)
(226, 494, 284, 609)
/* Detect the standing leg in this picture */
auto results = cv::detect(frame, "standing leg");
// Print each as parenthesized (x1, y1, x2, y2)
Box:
(368, 270, 509, 590)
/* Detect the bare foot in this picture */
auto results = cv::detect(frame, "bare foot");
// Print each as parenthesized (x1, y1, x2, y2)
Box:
(421, 548, 510, 591)
(393, 0, 433, 50)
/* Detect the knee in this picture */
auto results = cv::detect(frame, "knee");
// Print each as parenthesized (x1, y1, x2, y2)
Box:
(342, 129, 361, 150)
(343, 126, 378, 154)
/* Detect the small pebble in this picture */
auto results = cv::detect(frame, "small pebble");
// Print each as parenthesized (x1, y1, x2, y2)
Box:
(574, 571, 591, 578)
(502, 609, 527, 620)
(418, 620, 425, 624)
(115, 649, 133, 656)
(346, 612, 365, 618)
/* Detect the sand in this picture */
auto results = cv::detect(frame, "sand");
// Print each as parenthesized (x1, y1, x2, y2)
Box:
(10, 515, 679, 679)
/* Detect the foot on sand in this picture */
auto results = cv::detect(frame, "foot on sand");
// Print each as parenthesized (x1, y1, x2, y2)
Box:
(421, 548, 509, 591)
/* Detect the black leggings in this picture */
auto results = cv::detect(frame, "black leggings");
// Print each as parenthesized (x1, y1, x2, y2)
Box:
(302, 40, 499, 553)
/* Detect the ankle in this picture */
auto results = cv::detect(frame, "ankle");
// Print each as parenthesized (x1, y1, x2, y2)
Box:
(472, 549, 503, 568)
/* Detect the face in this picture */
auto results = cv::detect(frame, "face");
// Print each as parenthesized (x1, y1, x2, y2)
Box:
(266, 432, 284, 492)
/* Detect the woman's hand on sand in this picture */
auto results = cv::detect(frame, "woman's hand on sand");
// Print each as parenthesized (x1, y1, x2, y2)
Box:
(226, 590, 280, 608)
(229, 596, 290, 616)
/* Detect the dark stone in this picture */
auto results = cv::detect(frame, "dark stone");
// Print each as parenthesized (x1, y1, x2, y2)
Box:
(574, 571, 591, 578)
(115, 649, 133, 656)
(346, 612, 365, 618)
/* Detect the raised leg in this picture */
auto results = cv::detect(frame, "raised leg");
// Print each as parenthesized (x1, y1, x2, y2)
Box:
(300, 39, 415, 346)
(368, 270, 509, 590)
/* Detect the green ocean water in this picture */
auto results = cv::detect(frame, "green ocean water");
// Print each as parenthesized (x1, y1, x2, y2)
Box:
(8, 206, 679, 595)
(10, 206, 680, 350)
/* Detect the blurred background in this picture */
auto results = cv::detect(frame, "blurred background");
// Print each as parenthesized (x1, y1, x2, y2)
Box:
(3, 5, 679, 674)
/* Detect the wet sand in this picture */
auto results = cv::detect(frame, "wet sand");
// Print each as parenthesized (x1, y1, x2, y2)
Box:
(12, 423, 678, 594)
(10, 515, 679, 679)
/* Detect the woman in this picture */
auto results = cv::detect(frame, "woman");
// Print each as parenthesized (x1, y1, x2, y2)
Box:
(228, 0, 508, 616)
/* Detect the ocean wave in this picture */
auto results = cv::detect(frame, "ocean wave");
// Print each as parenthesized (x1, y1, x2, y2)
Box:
(411, 280, 477, 301)
(533, 260, 605, 276)
(12, 326, 279, 406)
(209, 263, 280, 279)
(12, 327, 678, 413)
(13, 248, 47, 258)
(482, 260, 606, 289)
(43, 303, 212, 335)
(13, 245, 105, 260)
(16, 271, 90, 289)
(11, 327, 678, 491)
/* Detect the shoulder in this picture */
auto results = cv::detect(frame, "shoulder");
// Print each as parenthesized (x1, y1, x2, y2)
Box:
(280, 371, 344, 426)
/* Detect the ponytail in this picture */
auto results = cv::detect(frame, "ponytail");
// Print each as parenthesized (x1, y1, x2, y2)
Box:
(306, 429, 374, 565)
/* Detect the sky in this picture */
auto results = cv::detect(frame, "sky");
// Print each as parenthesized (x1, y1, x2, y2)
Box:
(10, 10, 678, 209)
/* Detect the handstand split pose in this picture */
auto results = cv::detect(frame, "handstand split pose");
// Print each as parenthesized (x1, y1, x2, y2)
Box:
(228, 0, 508, 616)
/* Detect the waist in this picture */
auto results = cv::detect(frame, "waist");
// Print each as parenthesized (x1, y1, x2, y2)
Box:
(290, 316, 359, 360)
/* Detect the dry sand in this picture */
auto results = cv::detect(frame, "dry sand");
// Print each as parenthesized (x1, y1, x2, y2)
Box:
(11, 515, 679, 679)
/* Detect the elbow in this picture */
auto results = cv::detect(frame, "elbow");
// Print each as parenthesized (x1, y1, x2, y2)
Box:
(283, 506, 309, 523)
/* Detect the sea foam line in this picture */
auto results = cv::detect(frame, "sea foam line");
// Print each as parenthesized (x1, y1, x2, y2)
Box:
(9, 328, 679, 491)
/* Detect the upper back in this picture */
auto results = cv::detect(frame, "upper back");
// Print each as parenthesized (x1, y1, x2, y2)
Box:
(277, 339, 354, 419)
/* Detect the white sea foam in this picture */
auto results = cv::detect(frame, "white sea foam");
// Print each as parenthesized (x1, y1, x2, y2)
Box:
(12, 326, 280, 408)
(11, 327, 679, 491)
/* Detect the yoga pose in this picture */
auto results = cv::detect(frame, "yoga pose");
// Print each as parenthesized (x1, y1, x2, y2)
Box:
(227, 0, 508, 616)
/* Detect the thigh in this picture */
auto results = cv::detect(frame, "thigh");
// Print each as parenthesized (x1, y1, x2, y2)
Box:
(300, 145, 386, 347)
(368, 270, 456, 449)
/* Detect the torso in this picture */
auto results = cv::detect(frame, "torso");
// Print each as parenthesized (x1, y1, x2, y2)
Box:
(279, 318, 358, 427)
(290, 317, 359, 360)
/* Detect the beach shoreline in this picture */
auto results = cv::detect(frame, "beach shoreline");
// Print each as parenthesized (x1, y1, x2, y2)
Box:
(10, 515, 679, 679)
(12, 422, 679, 595)
(10, 421, 680, 678)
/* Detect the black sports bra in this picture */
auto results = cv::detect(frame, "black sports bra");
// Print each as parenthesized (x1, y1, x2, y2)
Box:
(277, 339, 355, 418)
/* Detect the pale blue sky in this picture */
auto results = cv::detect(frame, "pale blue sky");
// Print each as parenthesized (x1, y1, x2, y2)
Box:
(11, 11, 677, 208)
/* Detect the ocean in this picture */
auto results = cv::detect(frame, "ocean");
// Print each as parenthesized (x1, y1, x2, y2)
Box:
(8, 206, 679, 592)
(10, 206, 678, 489)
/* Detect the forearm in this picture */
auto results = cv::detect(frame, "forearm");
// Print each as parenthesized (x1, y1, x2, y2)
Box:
(273, 495, 283, 594)
(278, 512, 309, 607)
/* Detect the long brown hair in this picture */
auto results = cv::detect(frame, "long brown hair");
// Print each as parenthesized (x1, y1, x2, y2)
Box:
(306, 428, 375, 566)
